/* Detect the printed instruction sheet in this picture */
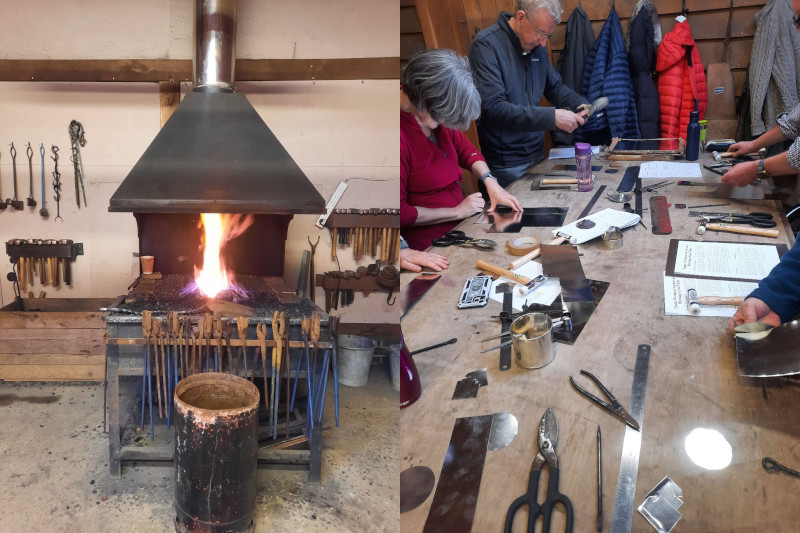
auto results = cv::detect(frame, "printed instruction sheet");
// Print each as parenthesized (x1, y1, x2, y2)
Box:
(639, 161, 702, 179)
(664, 274, 758, 317)
(668, 241, 780, 281)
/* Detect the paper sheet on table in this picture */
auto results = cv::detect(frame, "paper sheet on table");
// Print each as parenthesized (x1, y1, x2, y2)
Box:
(547, 145, 601, 159)
(664, 273, 757, 317)
(487, 260, 561, 311)
(552, 208, 640, 244)
(639, 161, 702, 178)
(671, 241, 780, 280)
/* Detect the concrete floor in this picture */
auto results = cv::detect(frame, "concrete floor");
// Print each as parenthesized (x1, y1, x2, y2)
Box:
(0, 361, 398, 532)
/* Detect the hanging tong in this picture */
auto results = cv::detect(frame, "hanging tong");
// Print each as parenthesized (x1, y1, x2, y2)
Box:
(8, 143, 23, 209)
(39, 144, 48, 217)
(25, 143, 36, 207)
(68, 120, 87, 208)
(51, 145, 63, 222)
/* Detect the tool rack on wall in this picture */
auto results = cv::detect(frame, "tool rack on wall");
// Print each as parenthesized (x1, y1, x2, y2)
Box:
(5, 238, 84, 293)
(327, 209, 400, 263)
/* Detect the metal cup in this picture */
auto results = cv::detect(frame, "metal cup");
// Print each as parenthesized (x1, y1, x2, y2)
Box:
(511, 313, 555, 369)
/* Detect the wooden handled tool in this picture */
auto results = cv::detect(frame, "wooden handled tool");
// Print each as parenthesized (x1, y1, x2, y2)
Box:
(475, 259, 532, 285)
(699, 223, 779, 238)
(508, 236, 568, 269)
(530, 177, 577, 190)
(698, 296, 745, 306)
(712, 151, 735, 161)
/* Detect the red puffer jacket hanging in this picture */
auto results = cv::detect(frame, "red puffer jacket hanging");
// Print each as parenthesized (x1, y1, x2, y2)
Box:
(656, 19, 707, 150)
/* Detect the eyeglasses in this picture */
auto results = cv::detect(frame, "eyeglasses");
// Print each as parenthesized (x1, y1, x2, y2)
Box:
(794, 14, 800, 28)
(525, 13, 555, 39)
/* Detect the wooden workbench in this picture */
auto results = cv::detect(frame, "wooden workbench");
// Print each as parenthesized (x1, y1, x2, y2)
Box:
(400, 153, 799, 532)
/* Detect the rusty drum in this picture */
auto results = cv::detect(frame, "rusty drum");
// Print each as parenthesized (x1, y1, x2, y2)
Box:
(174, 372, 260, 533)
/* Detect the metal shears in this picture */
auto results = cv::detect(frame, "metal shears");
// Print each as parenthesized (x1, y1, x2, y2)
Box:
(505, 408, 573, 533)
(431, 230, 496, 249)
(570, 370, 640, 430)
(692, 211, 776, 228)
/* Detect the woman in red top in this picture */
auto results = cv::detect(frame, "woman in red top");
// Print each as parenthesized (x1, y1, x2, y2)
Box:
(401, 49, 521, 251)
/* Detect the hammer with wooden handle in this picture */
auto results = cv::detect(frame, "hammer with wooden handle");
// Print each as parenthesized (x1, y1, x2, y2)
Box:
(530, 177, 577, 190)
(476, 259, 532, 286)
(687, 288, 745, 315)
(697, 222, 779, 238)
(508, 236, 568, 269)
(712, 151, 735, 162)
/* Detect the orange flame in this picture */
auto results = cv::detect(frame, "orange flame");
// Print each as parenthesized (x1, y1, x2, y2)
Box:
(194, 213, 254, 298)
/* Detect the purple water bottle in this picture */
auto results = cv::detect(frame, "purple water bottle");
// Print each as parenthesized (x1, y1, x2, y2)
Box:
(575, 142, 593, 191)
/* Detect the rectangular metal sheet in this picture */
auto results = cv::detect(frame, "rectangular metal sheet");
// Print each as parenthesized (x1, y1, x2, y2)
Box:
(475, 207, 568, 232)
(650, 196, 673, 234)
(541, 245, 594, 324)
(423, 414, 494, 533)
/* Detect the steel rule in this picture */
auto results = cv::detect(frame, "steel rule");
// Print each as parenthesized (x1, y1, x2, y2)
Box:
(610, 344, 652, 533)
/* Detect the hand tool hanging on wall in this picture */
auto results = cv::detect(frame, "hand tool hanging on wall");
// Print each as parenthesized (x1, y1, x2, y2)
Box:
(7, 143, 24, 209)
(271, 311, 286, 440)
(25, 143, 36, 207)
(38, 144, 48, 218)
(141, 311, 155, 440)
(237, 317, 248, 378)
(68, 119, 87, 208)
(51, 145, 63, 222)
(307, 236, 319, 306)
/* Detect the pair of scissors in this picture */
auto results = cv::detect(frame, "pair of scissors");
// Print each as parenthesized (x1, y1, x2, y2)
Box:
(505, 408, 573, 533)
(569, 370, 640, 430)
(695, 212, 776, 228)
(431, 230, 497, 249)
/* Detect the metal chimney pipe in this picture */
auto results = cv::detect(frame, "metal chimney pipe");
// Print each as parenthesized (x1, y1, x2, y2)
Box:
(193, 0, 237, 92)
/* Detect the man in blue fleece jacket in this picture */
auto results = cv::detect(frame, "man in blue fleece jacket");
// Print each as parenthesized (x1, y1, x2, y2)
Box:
(729, 239, 800, 332)
(469, 0, 588, 187)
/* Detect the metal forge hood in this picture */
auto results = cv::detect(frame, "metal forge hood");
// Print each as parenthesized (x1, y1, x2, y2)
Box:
(109, 89, 325, 214)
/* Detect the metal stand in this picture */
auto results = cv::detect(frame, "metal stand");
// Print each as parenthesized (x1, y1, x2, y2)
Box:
(104, 306, 332, 481)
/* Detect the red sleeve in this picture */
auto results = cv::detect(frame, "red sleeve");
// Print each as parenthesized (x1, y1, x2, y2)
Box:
(448, 128, 486, 171)
(400, 135, 418, 226)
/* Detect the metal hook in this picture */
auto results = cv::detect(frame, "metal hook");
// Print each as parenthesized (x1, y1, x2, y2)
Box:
(386, 289, 396, 306)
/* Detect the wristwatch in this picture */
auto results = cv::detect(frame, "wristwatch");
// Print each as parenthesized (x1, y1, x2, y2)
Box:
(756, 159, 770, 183)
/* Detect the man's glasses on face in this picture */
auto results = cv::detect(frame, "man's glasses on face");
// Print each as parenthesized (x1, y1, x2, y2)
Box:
(525, 13, 555, 39)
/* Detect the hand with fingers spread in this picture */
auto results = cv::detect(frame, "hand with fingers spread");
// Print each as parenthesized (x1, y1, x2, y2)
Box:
(400, 248, 449, 272)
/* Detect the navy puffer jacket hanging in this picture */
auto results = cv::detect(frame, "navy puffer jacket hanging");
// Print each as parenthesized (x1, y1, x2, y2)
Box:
(628, 4, 660, 150)
(578, 7, 640, 145)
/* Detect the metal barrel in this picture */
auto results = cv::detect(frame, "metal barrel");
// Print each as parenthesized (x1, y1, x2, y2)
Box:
(174, 372, 259, 533)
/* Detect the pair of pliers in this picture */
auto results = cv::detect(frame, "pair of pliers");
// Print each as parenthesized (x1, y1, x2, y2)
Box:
(431, 230, 497, 249)
(570, 370, 640, 430)
(697, 212, 776, 228)
(505, 408, 573, 533)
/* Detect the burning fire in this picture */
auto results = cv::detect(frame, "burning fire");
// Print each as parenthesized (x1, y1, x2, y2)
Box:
(193, 213, 254, 298)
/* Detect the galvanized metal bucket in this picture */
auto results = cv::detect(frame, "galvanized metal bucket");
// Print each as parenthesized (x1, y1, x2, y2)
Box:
(511, 313, 555, 369)
(174, 372, 259, 533)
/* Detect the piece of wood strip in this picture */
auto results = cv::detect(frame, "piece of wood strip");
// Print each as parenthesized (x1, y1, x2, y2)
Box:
(0, 353, 105, 365)
(0, 364, 105, 381)
(0, 313, 105, 329)
(0, 338, 105, 355)
(0, 328, 105, 340)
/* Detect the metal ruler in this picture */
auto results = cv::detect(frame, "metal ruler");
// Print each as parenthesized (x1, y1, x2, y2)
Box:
(499, 291, 512, 371)
(578, 184, 607, 219)
(610, 344, 652, 533)
(315, 180, 349, 228)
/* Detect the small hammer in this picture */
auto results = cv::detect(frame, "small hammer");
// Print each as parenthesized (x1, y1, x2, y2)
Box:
(687, 288, 744, 315)
(712, 151, 735, 162)
(530, 177, 577, 190)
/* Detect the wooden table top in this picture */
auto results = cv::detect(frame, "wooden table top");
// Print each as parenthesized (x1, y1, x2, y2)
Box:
(400, 153, 798, 532)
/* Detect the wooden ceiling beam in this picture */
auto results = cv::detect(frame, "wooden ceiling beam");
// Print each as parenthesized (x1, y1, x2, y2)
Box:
(0, 57, 399, 83)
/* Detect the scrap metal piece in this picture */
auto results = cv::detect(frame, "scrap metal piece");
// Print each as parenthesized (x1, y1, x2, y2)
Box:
(650, 196, 673, 235)
(637, 476, 684, 533)
(400, 274, 441, 318)
(488, 412, 518, 451)
(736, 320, 800, 377)
(465, 368, 488, 387)
(576, 219, 596, 229)
(400, 466, 436, 514)
(541, 245, 595, 326)
(452, 377, 481, 400)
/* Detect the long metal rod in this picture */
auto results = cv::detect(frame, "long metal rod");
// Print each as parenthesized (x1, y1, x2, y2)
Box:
(597, 426, 603, 532)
